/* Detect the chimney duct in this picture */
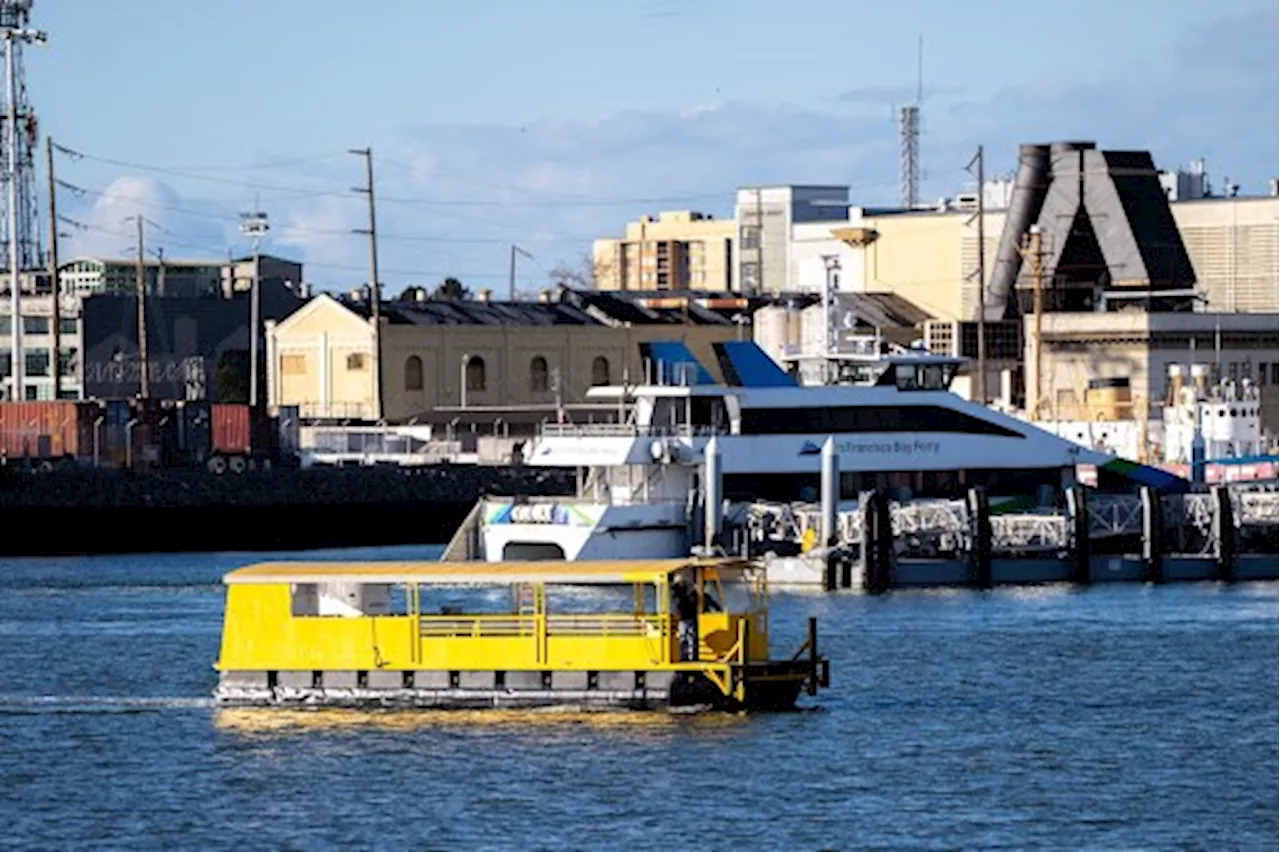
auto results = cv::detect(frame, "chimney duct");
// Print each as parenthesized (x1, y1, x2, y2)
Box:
(988, 143, 1052, 321)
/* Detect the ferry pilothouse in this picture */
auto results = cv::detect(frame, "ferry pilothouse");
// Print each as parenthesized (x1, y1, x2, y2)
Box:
(444, 339, 1149, 563)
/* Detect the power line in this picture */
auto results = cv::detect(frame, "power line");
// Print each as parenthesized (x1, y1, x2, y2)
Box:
(52, 178, 607, 244)
(54, 142, 745, 208)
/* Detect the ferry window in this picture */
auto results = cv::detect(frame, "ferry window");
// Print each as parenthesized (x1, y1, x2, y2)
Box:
(404, 356, 424, 391)
(591, 356, 611, 386)
(894, 364, 918, 390)
(466, 356, 486, 391)
(651, 398, 685, 430)
(529, 356, 549, 393)
(690, 397, 727, 432)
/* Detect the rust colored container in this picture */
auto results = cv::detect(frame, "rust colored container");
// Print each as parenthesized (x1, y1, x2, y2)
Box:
(211, 404, 252, 455)
(0, 401, 100, 461)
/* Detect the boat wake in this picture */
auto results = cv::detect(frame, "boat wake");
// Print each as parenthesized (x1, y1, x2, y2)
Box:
(0, 694, 215, 715)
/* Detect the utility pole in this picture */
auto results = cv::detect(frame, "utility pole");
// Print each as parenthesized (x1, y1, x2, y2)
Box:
(130, 215, 150, 399)
(966, 145, 987, 403)
(509, 243, 532, 300)
(239, 208, 268, 409)
(351, 146, 382, 420)
(1019, 224, 1046, 420)
(46, 134, 59, 398)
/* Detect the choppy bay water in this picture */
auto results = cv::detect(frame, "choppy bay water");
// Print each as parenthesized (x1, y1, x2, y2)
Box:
(0, 546, 1275, 850)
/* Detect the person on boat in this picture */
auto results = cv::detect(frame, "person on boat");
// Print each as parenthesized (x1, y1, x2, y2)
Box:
(672, 575, 720, 661)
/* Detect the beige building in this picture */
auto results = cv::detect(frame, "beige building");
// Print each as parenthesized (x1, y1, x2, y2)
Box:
(1025, 311, 1280, 434)
(593, 211, 735, 292)
(790, 194, 1278, 319)
(266, 291, 739, 423)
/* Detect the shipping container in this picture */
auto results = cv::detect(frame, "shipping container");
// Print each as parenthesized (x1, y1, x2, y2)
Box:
(211, 404, 252, 456)
(0, 401, 102, 464)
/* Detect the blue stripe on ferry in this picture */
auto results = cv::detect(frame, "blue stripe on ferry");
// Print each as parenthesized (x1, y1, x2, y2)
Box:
(714, 341, 797, 388)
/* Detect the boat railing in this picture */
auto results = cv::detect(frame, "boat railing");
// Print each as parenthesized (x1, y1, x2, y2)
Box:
(538, 423, 725, 439)
(419, 615, 535, 637)
(417, 613, 673, 638)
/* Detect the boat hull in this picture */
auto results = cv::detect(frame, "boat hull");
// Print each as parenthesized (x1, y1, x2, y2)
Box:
(213, 665, 821, 713)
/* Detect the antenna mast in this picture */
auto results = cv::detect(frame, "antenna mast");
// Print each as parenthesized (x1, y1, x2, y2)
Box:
(2, 0, 46, 401)
(898, 34, 922, 209)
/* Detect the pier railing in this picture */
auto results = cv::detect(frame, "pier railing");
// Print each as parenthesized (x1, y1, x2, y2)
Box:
(728, 485, 1278, 559)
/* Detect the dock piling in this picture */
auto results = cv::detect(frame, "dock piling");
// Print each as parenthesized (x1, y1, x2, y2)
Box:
(1212, 485, 1237, 582)
(1140, 485, 1165, 584)
(967, 486, 992, 589)
(1066, 485, 1091, 585)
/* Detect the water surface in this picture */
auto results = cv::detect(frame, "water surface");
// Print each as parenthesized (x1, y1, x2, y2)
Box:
(1, 547, 1275, 849)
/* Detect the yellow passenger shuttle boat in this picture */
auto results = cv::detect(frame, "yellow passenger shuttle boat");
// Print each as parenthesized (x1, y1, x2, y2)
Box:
(213, 557, 829, 712)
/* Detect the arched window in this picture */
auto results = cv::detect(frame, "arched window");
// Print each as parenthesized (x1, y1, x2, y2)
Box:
(466, 355, 486, 392)
(529, 356, 549, 393)
(404, 355, 423, 391)
(591, 356, 611, 386)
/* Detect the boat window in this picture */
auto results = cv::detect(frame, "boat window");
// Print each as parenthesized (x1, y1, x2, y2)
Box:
(420, 585, 515, 616)
(289, 582, 406, 617)
(740, 404, 1024, 438)
(874, 361, 958, 390)
(690, 397, 727, 432)
(650, 398, 685, 430)
(705, 573, 759, 614)
(502, 542, 565, 560)
(545, 583, 655, 615)
(835, 363, 883, 385)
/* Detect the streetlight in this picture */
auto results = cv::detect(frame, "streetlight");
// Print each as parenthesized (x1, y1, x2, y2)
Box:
(240, 209, 269, 409)
(2, 15, 47, 402)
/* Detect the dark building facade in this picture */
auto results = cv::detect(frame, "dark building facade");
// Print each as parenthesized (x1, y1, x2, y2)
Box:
(81, 281, 305, 402)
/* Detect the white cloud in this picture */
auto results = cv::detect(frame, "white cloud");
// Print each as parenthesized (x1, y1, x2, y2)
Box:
(55, 8, 1276, 294)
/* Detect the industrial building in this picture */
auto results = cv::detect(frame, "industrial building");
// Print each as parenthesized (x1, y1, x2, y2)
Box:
(1, 254, 309, 402)
(265, 288, 742, 425)
(589, 164, 1278, 316)
(220, 254, 306, 298)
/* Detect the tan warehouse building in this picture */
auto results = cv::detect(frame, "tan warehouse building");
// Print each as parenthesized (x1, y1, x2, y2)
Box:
(265, 289, 739, 423)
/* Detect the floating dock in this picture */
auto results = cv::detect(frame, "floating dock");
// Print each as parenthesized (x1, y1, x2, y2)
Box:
(729, 484, 1278, 591)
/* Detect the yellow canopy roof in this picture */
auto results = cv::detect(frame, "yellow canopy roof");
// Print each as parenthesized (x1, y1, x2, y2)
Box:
(222, 558, 751, 586)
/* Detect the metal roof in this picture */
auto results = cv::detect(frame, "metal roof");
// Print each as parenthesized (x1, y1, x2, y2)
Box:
(354, 288, 736, 327)
(223, 557, 751, 585)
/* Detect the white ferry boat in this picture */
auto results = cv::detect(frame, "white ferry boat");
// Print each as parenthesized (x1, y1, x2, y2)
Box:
(445, 340, 1184, 562)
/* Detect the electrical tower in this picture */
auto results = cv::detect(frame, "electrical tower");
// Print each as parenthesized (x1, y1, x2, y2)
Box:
(1, 0, 44, 274)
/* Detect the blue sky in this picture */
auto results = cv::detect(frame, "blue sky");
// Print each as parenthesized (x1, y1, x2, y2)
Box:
(25, 0, 1280, 292)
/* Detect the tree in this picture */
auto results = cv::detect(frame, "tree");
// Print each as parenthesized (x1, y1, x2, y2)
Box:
(433, 277, 471, 301)
(548, 252, 613, 291)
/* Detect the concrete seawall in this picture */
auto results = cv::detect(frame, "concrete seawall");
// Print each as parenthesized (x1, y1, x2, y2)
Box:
(0, 466, 575, 557)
